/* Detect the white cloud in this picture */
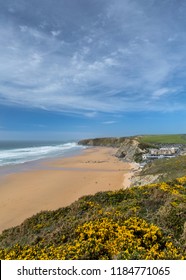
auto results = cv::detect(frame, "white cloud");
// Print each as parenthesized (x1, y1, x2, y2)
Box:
(19, 25, 28, 32)
(33, 124, 47, 128)
(51, 30, 61, 37)
(152, 88, 170, 99)
(0, 0, 186, 115)
(83, 112, 97, 118)
(102, 121, 117, 125)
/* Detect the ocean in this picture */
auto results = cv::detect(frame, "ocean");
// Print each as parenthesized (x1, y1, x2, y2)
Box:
(0, 141, 85, 167)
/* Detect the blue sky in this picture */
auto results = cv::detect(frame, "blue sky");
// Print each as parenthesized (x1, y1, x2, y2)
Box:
(0, 0, 186, 140)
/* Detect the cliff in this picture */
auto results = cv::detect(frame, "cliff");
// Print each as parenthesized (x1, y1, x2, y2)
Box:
(115, 138, 148, 162)
(78, 137, 151, 162)
(78, 137, 186, 185)
(78, 137, 128, 147)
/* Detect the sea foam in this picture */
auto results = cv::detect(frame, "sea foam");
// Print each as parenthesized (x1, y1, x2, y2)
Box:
(0, 142, 84, 166)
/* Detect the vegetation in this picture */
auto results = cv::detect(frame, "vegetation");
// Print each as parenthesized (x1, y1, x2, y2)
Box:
(78, 137, 130, 147)
(140, 155, 186, 182)
(0, 177, 186, 260)
(79, 134, 186, 147)
(139, 134, 186, 144)
(133, 151, 144, 163)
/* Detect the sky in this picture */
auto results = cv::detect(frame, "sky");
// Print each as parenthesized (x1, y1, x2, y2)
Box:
(1, 0, 186, 141)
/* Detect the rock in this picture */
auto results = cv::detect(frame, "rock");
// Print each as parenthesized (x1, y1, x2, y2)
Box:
(78, 137, 149, 163)
(130, 173, 162, 186)
(115, 139, 146, 162)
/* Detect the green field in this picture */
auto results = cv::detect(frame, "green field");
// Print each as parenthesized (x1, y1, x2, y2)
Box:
(138, 134, 186, 144)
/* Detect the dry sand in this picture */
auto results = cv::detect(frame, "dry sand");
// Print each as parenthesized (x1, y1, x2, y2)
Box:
(0, 147, 135, 233)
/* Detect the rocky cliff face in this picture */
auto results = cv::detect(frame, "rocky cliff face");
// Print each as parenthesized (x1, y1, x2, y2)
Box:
(78, 137, 147, 162)
(115, 138, 146, 162)
(78, 137, 167, 185)
(131, 173, 163, 186)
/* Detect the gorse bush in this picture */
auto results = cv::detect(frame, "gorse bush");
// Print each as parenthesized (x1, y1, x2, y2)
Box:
(0, 176, 186, 260)
(0, 217, 183, 260)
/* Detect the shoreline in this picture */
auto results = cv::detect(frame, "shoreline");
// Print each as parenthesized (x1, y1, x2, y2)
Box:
(0, 147, 136, 233)
(0, 146, 85, 179)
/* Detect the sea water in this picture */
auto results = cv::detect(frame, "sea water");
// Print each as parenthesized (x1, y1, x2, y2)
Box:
(0, 141, 85, 167)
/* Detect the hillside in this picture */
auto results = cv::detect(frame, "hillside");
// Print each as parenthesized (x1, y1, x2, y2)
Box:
(131, 155, 186, 186)
(0, 176, 186, 260)
(78, 134, 186, 146)
(78, 137, 154, 162)
(78, 137, 129, 147)
(78, 135, 186, 162)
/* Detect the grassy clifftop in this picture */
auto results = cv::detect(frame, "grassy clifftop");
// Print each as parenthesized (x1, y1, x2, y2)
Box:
(78, 137, 154, 162)
(78, 137, 130, 147)
(0, 177, 186, 260)
(78, 134, 186, 146)
(139, 134, 186, 144)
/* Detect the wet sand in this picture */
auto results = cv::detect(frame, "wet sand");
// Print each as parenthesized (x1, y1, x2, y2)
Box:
(0, 147, 135, 233)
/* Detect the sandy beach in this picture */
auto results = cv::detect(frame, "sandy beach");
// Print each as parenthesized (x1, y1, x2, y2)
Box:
(0, 147, 135, 233)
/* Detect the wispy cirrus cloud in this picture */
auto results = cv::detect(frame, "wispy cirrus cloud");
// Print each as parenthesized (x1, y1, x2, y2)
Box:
(102, 121, 117, 125)
(0, 0, 186, 116)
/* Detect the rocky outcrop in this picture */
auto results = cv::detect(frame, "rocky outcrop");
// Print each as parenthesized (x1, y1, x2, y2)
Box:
(78, 137, 148, 162)
(115, 139, 147, 162)
(131, 173, 163, 186)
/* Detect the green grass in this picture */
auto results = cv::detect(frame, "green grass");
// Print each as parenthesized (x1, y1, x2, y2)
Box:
(78, 137, 129, 147)
(79, 134, 186, 147)
(138, 134, 186, 144)
(139, 155, 186, 182)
